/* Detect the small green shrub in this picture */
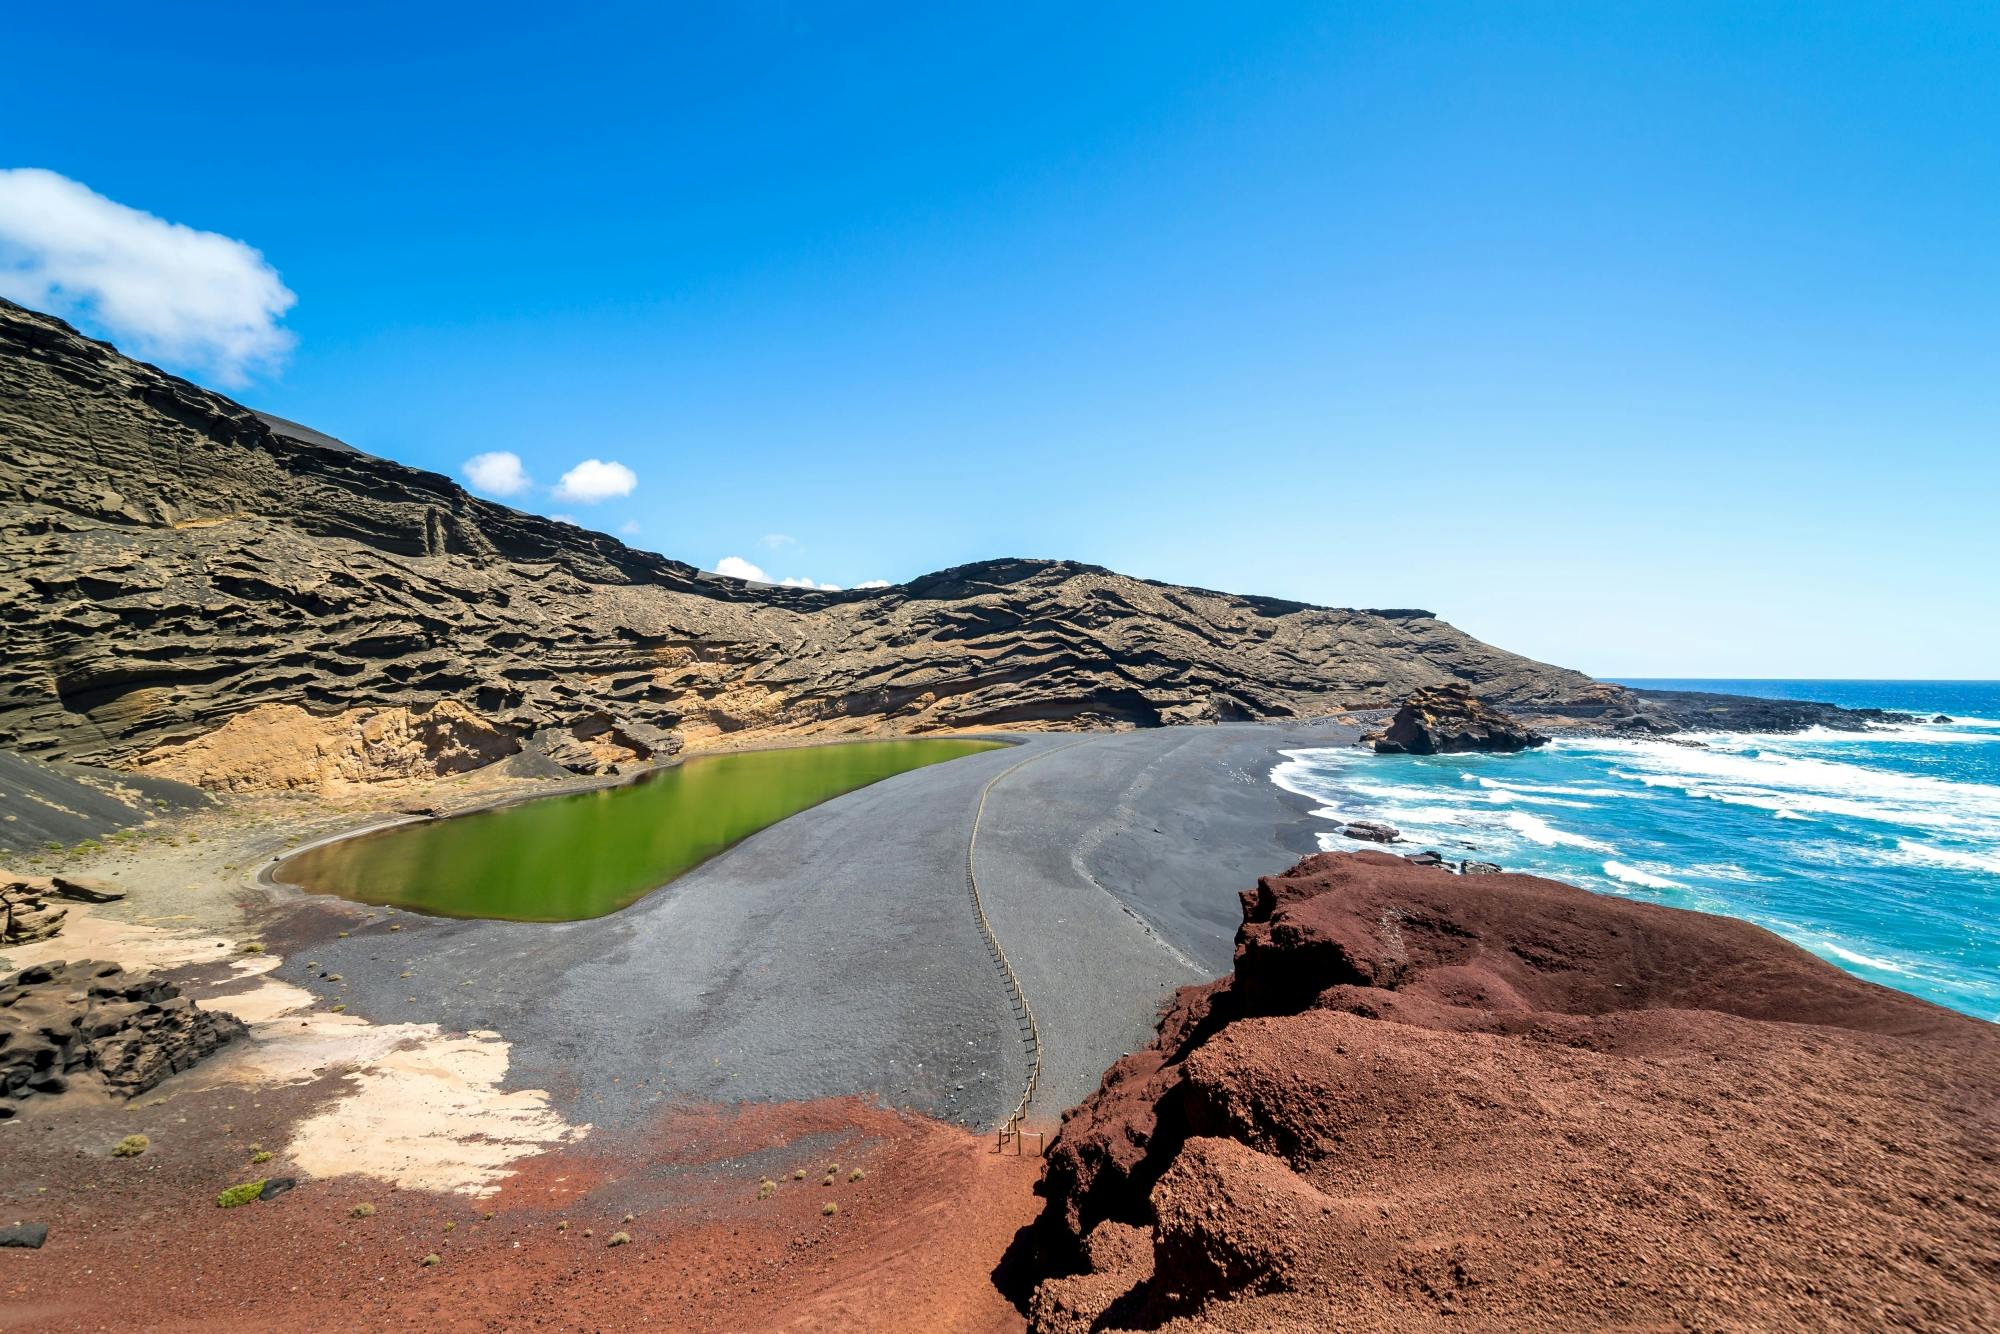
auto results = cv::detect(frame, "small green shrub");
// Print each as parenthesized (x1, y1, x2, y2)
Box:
(421, 1253, 441, 1268)
(111, 1134, 149, 1158)
(217, 1180, 267, 1208)
(351, 1202, 376, 1218)
(250, 1150, 273, 1165)
(757, 1179, 776, 1200)
(822, 1201, 839, 1217)
(792, 1168, 806, 1180)
(607, 1231, 631, 1247)
(849, 1168, 865, 1182)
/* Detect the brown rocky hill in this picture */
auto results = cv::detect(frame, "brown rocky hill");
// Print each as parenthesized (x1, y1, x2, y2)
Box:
(1020, 852, 2000, 1331)
(2, 298, 1624, 788)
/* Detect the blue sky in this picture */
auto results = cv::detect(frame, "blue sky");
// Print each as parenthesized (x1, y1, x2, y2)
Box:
(4, 3, 1995, 676)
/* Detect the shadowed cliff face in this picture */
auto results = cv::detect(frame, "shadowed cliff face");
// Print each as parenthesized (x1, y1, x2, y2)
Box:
(0, 298, 1616, 783)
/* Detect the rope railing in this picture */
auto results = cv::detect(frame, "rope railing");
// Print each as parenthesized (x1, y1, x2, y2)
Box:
(966, 738, 1083, 1153)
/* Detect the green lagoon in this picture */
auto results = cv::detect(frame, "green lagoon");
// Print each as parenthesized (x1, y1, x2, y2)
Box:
(275, 738, 1006, 921)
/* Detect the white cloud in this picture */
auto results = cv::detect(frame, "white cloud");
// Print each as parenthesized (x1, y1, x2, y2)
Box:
(618, 520, 641, 536)
(714, 556, 768, 581)
(0, 168, 295, 386)
(553, 458, 637, 503)
(548, 513, 577, 525)
(780, 576, 842, 591)
(851, 579, 893, 590)
(463, 451, 532, 497)
(761, 533, 799, 550)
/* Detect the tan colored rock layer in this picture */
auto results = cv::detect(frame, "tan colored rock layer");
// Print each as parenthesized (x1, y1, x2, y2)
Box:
(1024, 852, 2000, 1331)
(1, 298, 1640, 786)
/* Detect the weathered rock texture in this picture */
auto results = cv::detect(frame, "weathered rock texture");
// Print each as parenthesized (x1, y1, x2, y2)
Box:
(0, 958, 247, 1114)
(1366, 682, 1550, 754)
(1023, 852, 2000, 1332)
(0, 298, 1637, 787)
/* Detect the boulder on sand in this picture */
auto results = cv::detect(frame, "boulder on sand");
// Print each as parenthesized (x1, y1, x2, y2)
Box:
(1365, 683, 1548, 755)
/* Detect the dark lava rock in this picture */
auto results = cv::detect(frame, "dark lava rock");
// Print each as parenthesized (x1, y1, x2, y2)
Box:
(0, 959, 247, 1112)
(50, 875, 126, 903)
(257, 1177, 298, 1202)
(1935, 714, 1953, 724)
(1366, 684, 1549, 755)
(0, 1222, 49, 1248)
(1019, 852, 2000, 1332)
(1339, 820, 1400, 844)
(1461, 860, 1502, 875)
(1402, 850, 1447, 868)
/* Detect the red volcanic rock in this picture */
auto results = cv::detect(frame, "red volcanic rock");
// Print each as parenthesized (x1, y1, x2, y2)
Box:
(1024, 852, 2000, 1332)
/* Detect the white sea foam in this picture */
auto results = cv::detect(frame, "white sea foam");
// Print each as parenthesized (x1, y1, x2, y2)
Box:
(1602, 860, 1685, 889)
(1502, 811, 1616, 852)
(1818, 941, 1920, 977)
(1889, 840, 2000, 876)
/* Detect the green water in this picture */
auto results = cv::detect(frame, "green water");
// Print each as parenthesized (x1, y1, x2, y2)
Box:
(275, 738, 1006, 921)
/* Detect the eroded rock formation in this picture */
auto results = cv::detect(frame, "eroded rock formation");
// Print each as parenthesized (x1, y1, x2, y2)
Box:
(1023, 852, 2000, 1331)
(1, 298, 1637, 787)
(1366, 682, 1550, 754)
(0, 958, 247, 1113)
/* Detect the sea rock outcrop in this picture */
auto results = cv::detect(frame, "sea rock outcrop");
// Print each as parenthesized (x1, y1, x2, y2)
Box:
(1022, 852, 2000, 1331)
(1366, 683, 1549, 754)
(0, 298, 1638, 787)
(0, 959, 248, 1114)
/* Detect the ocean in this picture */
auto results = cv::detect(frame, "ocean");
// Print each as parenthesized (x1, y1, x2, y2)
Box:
(1271, 680, 2000, 1021)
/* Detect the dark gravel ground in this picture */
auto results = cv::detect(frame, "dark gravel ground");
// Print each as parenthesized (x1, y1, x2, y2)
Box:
(257, 722, 1359, 1131)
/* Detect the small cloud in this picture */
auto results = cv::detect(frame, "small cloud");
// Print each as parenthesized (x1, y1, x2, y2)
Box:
(553, 458, 637, 503)
(463, 451, 532, 497)
(714, 555, 768, 582)
(851, 579, 892, 590)
(618, 520, 641, 536)
(0, 167, 296, 385)
(760, 533, 799, 550)
(548, 512, 577, 525)
(780, 576, 842, 591)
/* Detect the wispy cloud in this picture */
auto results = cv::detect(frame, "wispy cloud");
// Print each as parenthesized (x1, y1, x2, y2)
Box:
(761, 533, 799, 550)
(711, 557, 843, 589)
(553, 458, 637, 503)
(619, 520, 641, 536)
(463, 450, 532, 497)
(0, 168, 295, 385)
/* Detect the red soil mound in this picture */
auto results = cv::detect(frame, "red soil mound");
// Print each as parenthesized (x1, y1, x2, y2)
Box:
(1023, 851, 2000, 1331)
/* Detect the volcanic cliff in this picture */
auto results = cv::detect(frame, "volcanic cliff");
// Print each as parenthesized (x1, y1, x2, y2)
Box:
(0, 298, 1639, 787)
(1019, 852, 2000, 1331)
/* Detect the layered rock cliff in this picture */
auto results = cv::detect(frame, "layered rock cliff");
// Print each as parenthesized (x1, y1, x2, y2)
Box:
(1021, 852, 2000, 1331)
(1, 298, 1626, 786)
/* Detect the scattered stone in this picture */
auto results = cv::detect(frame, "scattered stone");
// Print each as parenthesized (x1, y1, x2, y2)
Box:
(1461, 860, 1503, 876)
(49, 875, 126, 903)
(1340, 821, 1400, 844)
(1403, 851, 1447, 869)
(0, 1222, 49, 1249)
(1365, 684, 1549, 755)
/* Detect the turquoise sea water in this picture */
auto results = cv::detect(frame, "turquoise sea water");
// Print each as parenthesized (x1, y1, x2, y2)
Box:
(1271, 680, 2000, 1020)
